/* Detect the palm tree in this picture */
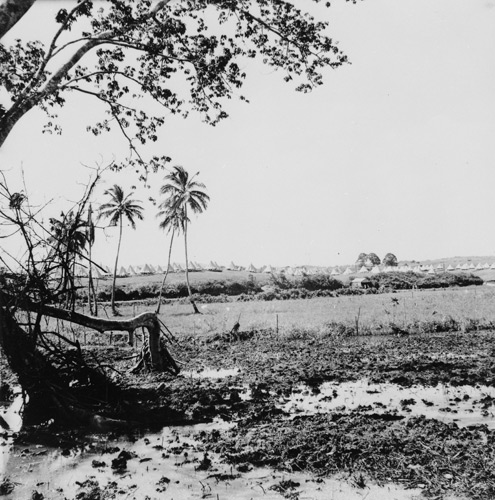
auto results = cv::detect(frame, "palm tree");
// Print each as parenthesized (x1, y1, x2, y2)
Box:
(155, 202, 182, 314)
(158, 166, 209, 314)
(99, 185, 144, 314)
(48, 210, 89, 309)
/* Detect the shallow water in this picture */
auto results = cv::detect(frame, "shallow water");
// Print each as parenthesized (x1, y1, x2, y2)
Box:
(181, 367, 241, 379)
(280, 379, 495, 427)
(1, 376, 490, 498)
(0, 419, 421, 500)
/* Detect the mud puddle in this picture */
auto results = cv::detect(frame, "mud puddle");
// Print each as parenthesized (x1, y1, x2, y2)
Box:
(181, 367, 241, 379)
(280, 379, 495, 427)
(0, 417, 422, 500)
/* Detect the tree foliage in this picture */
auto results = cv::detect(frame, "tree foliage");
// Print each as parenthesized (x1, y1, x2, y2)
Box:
(355, 252, 367, 266)
(99, 184, 144, 313)
(0, 0, 349, 173)
(366, 252, 381, 266)
(158, 166, 209, 313)
(383, 252, 398, 267)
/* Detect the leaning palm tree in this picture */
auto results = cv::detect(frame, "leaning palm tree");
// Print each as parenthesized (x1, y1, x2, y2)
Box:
(159, 166, 209, 314)
(99, 185, 144, 314)
(155, 202, 182, 314)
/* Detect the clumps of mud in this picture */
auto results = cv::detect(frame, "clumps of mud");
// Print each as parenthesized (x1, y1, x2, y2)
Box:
(207, 411, 495, 499)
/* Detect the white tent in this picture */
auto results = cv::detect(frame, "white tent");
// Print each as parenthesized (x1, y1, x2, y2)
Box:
(247, 263, 258, 273)
(461, 263, 469, 270)
(491, 263, 495, 270)
(358, 266, 368, 274)
(331, 267, 341, 276)
(264, 265, 275, 274)
(446, 265, 455, 271)
(127, 265, 137, 275)
(92, 266, 110, 279)
(155, 265, 164, 273)
(455, 264, 462, 270)
(370, 266, 380, 274)
(427, 268, 436, 275)
(188, 262, 197, 271)
(412, 266, 421, 273)
(174, 263, 184, 272)
(476, 263, 484, 270)
(468, 263, 476, 270)
(342, 267, 353, 275)
(141, 263, 154, 274)
(436, 264, 444, 270)
(484, 263, 491, 269)
(227, 261, 238, 270)
(117, 266, 128, 277)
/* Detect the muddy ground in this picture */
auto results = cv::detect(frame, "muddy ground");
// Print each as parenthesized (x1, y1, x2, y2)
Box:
(3, 328, 495, 499)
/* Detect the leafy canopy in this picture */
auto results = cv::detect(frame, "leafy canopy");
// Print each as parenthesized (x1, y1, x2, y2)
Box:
(0, 0, 350, 174)
(158, 165, 209, 230)
(99, 184, 144, 228)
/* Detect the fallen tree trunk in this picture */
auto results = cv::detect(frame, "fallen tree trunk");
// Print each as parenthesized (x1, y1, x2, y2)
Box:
(0, 291, 179, 374)
(26, 303, 178, 374)
(0, 291, 179, 426)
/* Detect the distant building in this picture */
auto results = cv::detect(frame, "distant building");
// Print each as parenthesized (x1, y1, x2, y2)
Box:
(351, 277, 372, 289)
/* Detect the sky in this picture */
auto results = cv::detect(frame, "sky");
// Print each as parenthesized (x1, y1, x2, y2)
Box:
(1, 0, 495, 269)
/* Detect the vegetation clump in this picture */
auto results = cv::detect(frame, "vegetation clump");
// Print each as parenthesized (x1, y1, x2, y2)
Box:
(368, 271, 482, 291)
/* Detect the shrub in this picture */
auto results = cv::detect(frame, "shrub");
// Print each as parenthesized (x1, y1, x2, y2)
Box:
(367, 271, 420, 291)
(268, 273, 294, 290)
(296, 274, 344, 292)
(417, 273, 483, 289)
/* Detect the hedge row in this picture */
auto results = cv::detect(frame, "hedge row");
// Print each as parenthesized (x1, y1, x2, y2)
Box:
(77, 271, 483, 303)
(81, 278, 262, 302)
(367, 271, 483, 290)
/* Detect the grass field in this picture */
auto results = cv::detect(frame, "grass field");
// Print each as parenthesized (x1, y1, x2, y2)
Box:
(102, 285, 495, 339)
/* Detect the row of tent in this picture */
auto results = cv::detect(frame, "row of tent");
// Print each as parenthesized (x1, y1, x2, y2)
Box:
(332, 262, 495, 276)
(76, 260, 495, 279)
(78, 261, 227, 278)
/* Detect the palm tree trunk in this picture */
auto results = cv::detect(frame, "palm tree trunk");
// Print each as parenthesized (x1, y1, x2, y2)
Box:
(156, 230, 175, 314)
(87, 239, 98, 316)
(183, 213, 200, 314)
(111, 216, 123, 314)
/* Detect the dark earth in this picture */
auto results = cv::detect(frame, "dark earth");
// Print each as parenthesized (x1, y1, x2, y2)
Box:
(2, 328, 495, 499)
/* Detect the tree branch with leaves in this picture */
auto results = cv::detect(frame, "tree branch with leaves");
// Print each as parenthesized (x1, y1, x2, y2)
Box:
(1, 0, 349, 175)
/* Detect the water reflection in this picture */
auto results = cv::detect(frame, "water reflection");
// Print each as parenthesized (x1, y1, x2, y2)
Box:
(280, 379, 495, 427)
(0, 419, 420, 499)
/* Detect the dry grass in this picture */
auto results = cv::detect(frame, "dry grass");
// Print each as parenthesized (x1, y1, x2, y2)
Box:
(109, 285, 495, 339)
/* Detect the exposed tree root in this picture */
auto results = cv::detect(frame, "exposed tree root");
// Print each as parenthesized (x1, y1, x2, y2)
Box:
(0, 292, 180, 427)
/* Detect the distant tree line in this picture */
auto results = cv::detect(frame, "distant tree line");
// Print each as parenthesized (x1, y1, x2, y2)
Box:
(355, 252, 398, 268)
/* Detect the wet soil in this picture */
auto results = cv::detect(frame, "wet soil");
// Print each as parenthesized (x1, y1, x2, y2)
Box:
(3, 329, 495, 498)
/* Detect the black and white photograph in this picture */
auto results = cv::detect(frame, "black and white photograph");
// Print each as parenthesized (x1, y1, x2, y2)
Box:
(1, 0, 495, 498)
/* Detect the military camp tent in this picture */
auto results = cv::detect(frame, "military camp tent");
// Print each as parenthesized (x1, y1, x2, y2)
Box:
(117, 266, 128, 277)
